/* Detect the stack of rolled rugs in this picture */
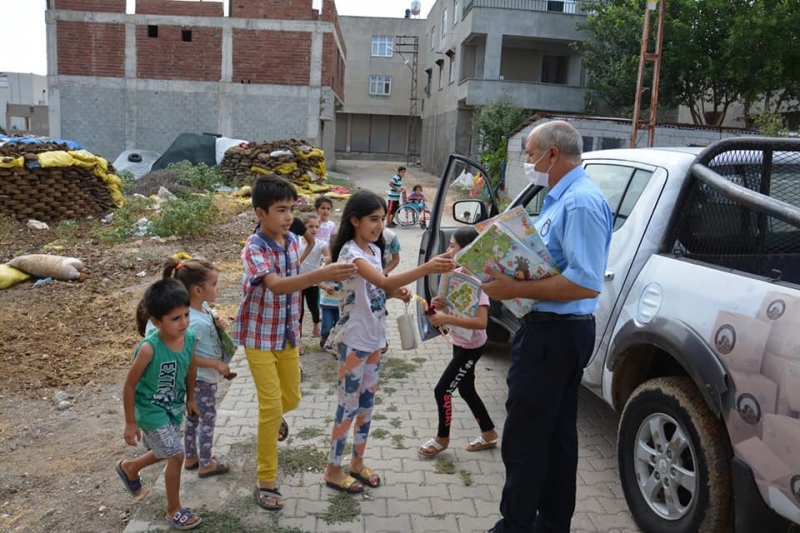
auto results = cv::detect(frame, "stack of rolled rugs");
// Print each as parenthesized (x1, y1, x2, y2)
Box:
(0, 136, 123, 223)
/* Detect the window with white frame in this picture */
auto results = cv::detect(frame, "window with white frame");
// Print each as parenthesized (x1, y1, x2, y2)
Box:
(453, 0, 458, 24)
(430, 26, 436, 50)
(371, 36, 393, 57)
(449, 54, 456, 83)
(369, 75, 392, 95)
(441, 9, 447, 39)
(437, 61, 444, 90)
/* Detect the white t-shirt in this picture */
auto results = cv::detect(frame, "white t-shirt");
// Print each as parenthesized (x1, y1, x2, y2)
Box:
(298, 238, 328, 274)
(318, 220, 337, 244)
(337, 240, 387, 352)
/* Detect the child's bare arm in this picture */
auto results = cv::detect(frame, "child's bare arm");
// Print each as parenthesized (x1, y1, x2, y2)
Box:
(355, 254, 455, 293)
(430, 305, 489, 330)
(122, 343, 153, 446)
(263, 263, 356, 295)
(185, 353, 199, 418)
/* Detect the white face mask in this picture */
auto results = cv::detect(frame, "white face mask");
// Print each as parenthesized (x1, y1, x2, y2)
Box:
(524, 151, 552, 187)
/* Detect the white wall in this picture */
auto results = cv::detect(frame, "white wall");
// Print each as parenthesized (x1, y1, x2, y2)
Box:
(0, 72, 48, 132)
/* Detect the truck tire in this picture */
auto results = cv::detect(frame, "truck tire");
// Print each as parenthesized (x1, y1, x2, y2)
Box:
(618, 376, 732, 533)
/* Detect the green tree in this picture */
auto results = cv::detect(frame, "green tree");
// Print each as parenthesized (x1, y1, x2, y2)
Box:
(473, 96, 527, 187)
(575, 0, 798, 125)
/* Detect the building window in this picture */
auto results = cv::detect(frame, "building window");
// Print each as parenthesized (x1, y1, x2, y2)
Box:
(437, 60, 444, 90)
(441, 9, 447, 39)
(541, 55, 569, 85)
(181, 29, 192, 42)
(454, 0, 459, 24)
(372, 36, 393, 58)
(147, 25, 158, 38)
(369, 75, 392, 95)
(430, 26, 436, 51)
(449, 54, 456, 83)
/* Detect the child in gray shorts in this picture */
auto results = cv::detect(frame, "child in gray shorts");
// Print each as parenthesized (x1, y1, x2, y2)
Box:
(117, 278, 202, 531)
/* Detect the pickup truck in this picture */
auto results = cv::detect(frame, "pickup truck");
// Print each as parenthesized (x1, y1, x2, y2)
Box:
(416, 137, 800, 532)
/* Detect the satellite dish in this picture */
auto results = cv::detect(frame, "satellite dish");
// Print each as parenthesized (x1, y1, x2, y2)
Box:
(410, 0, 421, 16)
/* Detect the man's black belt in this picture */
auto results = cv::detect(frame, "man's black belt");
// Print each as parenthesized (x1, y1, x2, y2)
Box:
(522, 312, 594, 323)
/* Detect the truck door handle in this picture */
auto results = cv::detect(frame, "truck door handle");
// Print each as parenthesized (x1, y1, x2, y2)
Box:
(605, 270, 615, 281)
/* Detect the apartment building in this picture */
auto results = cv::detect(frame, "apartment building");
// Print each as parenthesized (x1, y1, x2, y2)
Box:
(45, 0, 346, 161)
(419, 0, 591, 174)
(336, 16, 427, 160)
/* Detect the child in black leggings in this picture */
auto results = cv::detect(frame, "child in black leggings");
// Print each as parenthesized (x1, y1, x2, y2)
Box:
(418, 228, 498, 457)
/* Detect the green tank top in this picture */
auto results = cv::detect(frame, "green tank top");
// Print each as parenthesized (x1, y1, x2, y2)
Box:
(133, 328, 196, 431)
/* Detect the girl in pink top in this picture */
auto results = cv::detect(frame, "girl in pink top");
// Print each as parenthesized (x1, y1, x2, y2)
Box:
(418, 227, 499, 458)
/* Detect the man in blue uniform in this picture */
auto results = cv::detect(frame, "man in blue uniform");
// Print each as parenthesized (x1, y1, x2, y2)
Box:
(482, 120, 613, 533)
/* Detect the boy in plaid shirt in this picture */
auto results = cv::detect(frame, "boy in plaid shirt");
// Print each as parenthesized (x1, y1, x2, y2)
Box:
(233, 175, 355, 512)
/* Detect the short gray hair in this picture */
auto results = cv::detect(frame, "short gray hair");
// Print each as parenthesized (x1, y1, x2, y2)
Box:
(527, 120, 582, 164)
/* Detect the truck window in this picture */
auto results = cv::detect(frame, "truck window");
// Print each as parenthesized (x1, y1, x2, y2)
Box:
(523, 164, 654, 231)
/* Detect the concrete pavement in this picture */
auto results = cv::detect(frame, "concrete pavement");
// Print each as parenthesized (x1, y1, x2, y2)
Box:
(123, 161, 640, 533)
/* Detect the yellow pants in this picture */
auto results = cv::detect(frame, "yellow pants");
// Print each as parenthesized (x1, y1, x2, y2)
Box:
(245, 345, 301, 483)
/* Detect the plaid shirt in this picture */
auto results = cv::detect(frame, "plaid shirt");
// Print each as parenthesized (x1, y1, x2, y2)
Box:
(233, 231, 301, 351)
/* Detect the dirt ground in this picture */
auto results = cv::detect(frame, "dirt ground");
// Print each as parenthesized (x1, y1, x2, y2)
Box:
(0, 161, 440, 533)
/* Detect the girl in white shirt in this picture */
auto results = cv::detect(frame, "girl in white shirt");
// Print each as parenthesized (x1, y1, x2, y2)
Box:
(298, 213, 331, 342)
(321, 190, 454, 494)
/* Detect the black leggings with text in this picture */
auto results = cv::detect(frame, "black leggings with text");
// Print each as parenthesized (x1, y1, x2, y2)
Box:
(435, 343, 495, 438)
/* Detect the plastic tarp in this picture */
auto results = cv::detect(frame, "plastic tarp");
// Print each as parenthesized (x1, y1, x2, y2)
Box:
(0, 134, 83, 150)
(215, 137, 247, 165)
(151, 133, 219, 171)
(112, 149, 162, 179)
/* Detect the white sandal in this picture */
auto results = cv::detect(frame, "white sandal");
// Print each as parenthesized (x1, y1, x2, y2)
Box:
(418, 438, 447, 458)
(467, 435, 498, 452)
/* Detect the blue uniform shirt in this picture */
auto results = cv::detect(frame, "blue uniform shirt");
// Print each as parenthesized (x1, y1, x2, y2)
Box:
(532, 165, 613, 315)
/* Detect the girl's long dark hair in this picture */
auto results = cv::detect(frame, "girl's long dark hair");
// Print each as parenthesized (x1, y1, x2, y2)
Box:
(331, 190, 387, 262)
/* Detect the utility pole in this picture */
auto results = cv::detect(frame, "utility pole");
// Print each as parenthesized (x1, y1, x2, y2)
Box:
(394, 35, 420, 166)
(630, 0, 666, 148)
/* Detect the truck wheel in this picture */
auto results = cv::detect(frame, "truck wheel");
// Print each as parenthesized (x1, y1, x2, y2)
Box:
(618, 376, 732, 533)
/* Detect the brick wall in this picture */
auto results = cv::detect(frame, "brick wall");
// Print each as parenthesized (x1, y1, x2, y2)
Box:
(57, 21, 125, 77)
(322, 0, 346, 55)
(230, 0, 313, 20)
(135, 0, 224, 17)
(53, 0, 125, 12)
(232, 29, 310, 85)
(137, 25, 222, 81)
(321, 33, 344, 100)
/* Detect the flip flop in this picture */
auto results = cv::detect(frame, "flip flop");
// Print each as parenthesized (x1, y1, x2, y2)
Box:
(165, 508, 201, 530)
(197, 459, 231, 478)
(278, 417, 289, 442)
(325, 475, 364, 494)
(466, 435, 498, 452)
(253, 486, 284, 511)
(349, 467, 381, 488)
(115, 460, 142, 496)
(418, 438, 447, 458)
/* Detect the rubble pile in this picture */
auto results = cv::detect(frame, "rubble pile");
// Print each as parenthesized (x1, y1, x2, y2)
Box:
(0, 137, 123, 223)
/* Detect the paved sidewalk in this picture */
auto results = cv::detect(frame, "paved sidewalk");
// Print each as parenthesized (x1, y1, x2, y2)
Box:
(124, 225, 639, 533)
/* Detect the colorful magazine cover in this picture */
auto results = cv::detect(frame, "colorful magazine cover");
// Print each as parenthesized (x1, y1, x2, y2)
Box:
(439, 271, 483, 340)
(475, 206, 557, 268)
(455, 213, 558, 318)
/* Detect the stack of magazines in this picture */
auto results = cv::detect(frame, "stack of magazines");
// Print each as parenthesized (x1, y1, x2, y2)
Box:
(454, 206, 559, 318)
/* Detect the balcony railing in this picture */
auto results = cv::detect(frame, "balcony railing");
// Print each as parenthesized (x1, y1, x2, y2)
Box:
(462, 0, 595, 18)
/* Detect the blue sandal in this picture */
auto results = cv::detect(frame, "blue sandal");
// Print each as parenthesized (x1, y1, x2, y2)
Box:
(115, 460, 142, 496)
(166, 508, 201, 530)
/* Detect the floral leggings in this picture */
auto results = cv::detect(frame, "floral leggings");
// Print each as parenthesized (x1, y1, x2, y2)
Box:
(184, 380, 217, 468)
(328, 343, 381, 466)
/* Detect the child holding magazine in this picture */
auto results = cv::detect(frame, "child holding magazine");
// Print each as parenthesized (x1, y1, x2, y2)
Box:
(418, 227, 498, 458)
(322, 190, 454, 493)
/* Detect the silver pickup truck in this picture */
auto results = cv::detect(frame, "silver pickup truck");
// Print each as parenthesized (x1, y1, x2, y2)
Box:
(417, 137, 800, 532)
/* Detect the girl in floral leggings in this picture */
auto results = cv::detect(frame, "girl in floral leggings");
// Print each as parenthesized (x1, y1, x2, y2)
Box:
(321, 191, 454, 493)
(140, 257, 233, 479)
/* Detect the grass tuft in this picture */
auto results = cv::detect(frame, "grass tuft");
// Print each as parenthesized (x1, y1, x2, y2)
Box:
(316, 492, 360, 524)
(434, 458, 456, 474)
